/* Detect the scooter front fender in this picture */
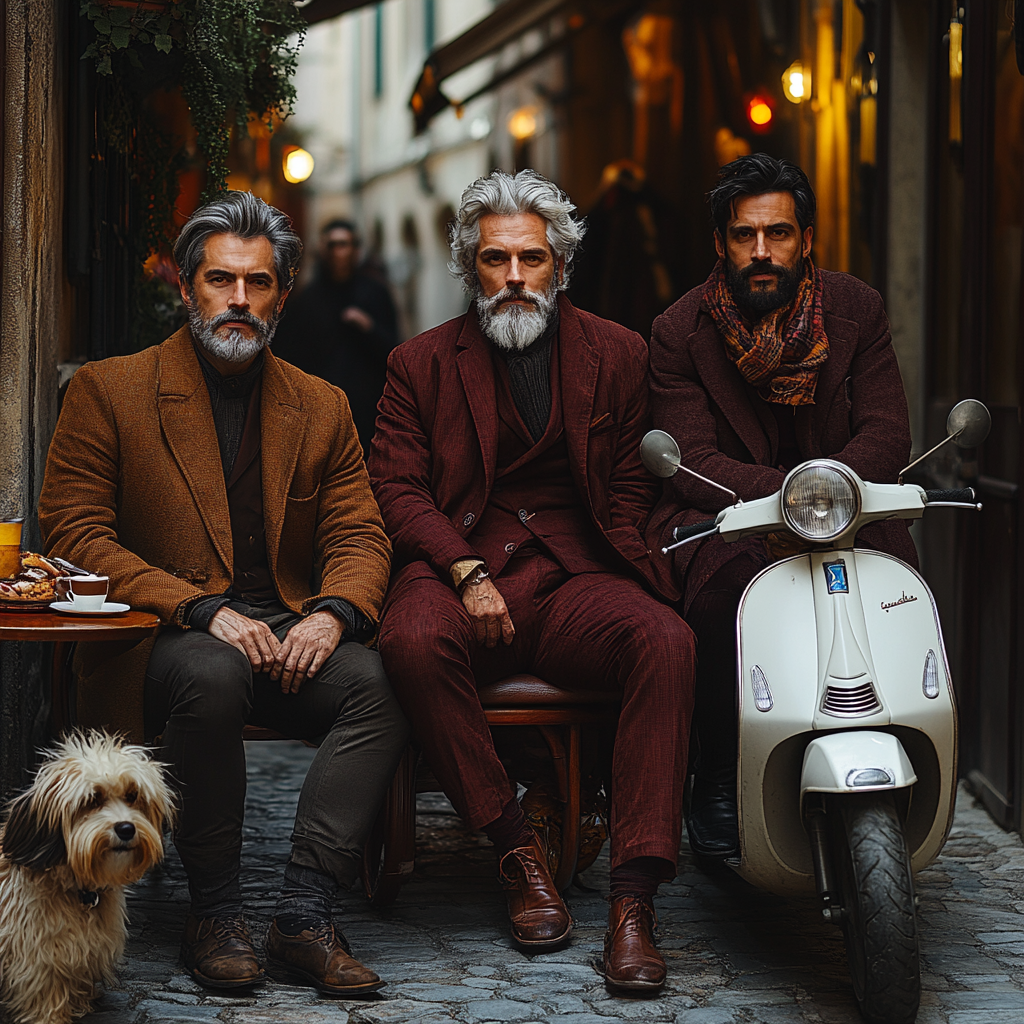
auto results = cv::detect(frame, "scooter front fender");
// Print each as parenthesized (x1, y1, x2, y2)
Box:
(800, 731, 917, 796)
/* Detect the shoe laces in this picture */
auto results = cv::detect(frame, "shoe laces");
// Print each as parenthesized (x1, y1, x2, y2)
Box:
(201, 914, 251, 946)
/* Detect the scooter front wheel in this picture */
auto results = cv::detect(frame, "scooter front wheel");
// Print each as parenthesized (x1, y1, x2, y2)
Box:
(829, 792, 921, 1024)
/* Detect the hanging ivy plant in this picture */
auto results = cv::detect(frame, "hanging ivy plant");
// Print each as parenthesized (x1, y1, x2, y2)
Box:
(81, 0, 307, 198)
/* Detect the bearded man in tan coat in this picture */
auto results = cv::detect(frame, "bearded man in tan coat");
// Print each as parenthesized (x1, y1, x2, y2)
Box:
(38, 192, 408, 996)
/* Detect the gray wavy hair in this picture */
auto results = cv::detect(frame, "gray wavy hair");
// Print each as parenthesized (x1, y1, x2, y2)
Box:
(448, 169, 586, 293)
(174, 191, 303, 292)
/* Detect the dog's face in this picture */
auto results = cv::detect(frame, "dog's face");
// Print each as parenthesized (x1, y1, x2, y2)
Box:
(1, 731, 176, 890)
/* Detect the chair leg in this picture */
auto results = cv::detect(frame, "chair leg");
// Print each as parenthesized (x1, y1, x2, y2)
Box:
(554, 723, 582, 891)
(363, 746, 418, 908)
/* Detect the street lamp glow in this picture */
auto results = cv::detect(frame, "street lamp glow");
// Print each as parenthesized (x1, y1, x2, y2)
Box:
(747, 97, 773, 127)
(507, 106, 539, 141)
(283, 146, 314, 184)
(782, 61, 807, 104)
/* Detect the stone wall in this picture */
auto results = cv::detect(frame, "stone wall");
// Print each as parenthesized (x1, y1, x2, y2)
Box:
(0, 0, 68, 801)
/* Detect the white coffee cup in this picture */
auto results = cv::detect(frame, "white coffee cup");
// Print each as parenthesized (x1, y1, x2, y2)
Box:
(67, 575, 109, 611)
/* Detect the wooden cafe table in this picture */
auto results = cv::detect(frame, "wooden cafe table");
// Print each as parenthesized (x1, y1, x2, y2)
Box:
(0, 606, 160, 733)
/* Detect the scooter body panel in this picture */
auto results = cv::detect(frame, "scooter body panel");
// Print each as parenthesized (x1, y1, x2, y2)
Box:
(734, 549, 957, 896)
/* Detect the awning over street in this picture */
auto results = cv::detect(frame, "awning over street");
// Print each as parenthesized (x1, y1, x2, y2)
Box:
(299, 0, 377, 27)
(409, 0, 569, 133)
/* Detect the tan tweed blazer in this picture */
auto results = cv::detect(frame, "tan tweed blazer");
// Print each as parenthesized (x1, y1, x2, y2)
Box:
(38, 326, 391, 741)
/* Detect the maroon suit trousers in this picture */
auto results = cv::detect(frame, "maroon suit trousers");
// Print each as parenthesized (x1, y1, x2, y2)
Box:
(378, 554, 696, 870)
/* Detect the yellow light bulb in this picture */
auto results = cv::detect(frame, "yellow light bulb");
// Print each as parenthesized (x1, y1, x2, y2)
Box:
(283, 147, 314, 184)
(507, 106, 539, 141)
(748, 100, 772, 126)
(781, 60, 808, 104)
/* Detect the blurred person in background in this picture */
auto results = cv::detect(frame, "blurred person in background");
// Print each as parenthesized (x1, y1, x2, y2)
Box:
(275, 219, 399, 452)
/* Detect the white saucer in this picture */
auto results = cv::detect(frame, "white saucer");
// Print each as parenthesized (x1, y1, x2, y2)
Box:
(49, 601, 130, 616)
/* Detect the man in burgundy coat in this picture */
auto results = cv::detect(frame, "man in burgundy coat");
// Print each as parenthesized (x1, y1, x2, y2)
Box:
(368, 170, 695, 993)
(647, 154, 917, 858)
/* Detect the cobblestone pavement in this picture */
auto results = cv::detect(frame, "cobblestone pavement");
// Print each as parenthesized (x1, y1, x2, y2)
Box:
(80, 741, 1024, 1024)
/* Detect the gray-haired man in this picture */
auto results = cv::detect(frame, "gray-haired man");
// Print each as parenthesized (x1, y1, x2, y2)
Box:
(368, 170, 696, 992)
(39, 191, 408, 994)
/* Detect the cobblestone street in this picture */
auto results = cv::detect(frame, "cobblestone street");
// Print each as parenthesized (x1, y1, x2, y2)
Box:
(82, 741, 1024, 1024)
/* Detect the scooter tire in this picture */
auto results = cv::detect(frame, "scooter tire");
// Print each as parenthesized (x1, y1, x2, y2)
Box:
(829, 792, 920, 1024)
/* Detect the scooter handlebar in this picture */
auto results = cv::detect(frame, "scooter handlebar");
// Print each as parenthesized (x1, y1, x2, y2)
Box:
(925, 487, 977, 504)
(672, 519, 720, 543)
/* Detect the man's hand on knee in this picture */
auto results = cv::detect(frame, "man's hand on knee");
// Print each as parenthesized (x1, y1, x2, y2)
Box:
(461, 580, 515, 648)
(272, 610, 344, 693)
(208, 607, 280, 673)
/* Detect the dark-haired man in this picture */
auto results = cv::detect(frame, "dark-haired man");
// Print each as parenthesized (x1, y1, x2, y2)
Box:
(646, 154, 917, 857)
(274, 219, 399, 451)
(39, 192, 408, 995)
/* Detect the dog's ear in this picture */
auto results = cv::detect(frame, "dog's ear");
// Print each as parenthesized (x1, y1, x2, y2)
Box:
(1, 789, 66, 869)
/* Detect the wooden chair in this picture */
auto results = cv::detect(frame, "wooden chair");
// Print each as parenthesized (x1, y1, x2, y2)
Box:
(361, 673, 620, 908)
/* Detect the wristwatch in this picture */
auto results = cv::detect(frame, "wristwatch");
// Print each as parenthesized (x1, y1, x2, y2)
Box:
(458, 565, 490, 592)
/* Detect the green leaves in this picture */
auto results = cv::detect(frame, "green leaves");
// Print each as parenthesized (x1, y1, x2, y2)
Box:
(154, 34, 173, 53)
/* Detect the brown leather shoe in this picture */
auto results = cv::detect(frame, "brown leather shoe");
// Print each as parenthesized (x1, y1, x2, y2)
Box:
(180, 913, 265, 990)
(603, 895, 666, 993)
(266, 919, 385, 997)
(498, 834, 572, 952)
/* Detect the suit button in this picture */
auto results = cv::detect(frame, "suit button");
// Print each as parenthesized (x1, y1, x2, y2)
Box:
(463, 513, 475, 527)
(518, 509, 528, 522)
(505, 542, 516, 554)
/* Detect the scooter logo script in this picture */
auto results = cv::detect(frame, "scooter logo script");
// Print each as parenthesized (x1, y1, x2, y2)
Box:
(823, 560, 849, 594)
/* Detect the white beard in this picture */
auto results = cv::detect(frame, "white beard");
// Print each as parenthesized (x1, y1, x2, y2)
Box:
(197, 328, 268, 363)
(476, 281, 557, 352)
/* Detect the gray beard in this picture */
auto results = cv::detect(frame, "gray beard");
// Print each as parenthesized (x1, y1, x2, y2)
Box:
(187, 298, 278, 364)
(476, 281, 558, 352)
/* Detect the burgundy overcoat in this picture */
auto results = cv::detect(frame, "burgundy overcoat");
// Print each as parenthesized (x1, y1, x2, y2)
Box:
(367, 294, 660, 591)
(646, 269, 918, 609)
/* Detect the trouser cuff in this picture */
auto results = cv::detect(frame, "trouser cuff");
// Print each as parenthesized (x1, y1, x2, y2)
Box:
(290, 834, 362, 891)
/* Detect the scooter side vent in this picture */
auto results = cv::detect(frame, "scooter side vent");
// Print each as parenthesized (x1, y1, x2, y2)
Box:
(820, 681, 882, 718)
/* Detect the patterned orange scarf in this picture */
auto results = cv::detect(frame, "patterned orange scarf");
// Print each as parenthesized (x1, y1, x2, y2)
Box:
(703, 257, 828, 406)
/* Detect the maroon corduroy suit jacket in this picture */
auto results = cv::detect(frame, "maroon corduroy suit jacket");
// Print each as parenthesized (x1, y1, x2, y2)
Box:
(646, 269, 918, 610)
(367, 294, 661, 593)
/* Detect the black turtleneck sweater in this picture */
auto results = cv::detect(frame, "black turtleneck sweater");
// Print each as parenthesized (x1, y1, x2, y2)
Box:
(496, 308, 559, 442)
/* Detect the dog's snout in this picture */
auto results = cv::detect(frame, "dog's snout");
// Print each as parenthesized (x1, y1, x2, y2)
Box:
(114, 821, 136, 842)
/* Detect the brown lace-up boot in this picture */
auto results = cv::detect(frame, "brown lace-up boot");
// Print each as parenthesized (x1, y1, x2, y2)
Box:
(266, 919, 385, 997)
(181, 913, 265, 990)
(603, 895, 666, 993)
(498, 834, 572, 951)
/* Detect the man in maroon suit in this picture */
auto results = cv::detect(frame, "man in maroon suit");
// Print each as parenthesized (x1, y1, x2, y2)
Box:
(368, 170, 695, 993)
(646, 154, 917, 859)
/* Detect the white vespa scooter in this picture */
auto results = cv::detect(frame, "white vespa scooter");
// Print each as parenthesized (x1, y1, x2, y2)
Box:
(641, 399, 991, 1024)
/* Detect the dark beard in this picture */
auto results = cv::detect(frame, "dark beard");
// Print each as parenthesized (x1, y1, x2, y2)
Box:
(725, 257, 804, 316)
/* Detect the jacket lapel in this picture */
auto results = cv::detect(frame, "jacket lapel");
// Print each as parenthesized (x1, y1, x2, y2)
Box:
(690, 308, 772, 465)
(260, 352, 309, 567)
(557, 296, 599, 503)
(156, 328, 233, 573)
(456, 309, 498, 493)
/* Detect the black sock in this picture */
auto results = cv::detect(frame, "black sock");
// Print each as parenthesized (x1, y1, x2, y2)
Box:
(609, 856, 674, 900)
(273, 862, 337, 933)
(482, 796, 535, 858)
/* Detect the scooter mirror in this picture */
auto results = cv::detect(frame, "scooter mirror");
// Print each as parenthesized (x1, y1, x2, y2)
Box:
(640, 429, 682, 478)
(947, 399, 992, 449)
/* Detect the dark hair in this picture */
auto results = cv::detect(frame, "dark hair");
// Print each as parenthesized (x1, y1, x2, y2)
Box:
(707, 153, 816, 238)
(174, 191, 302, 292)
(321, 218, 361, 245)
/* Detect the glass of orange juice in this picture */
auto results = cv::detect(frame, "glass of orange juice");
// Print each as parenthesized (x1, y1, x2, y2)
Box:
(0, 519, 23, 579)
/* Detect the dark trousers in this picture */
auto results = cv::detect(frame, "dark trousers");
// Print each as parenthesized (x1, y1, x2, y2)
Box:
(685, 547, 769, 773)
(378, 556, 696, 871)
(144, 601, 409, 909)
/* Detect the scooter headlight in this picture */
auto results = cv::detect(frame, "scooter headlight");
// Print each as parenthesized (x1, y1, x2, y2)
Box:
(782, 461, 861, 542)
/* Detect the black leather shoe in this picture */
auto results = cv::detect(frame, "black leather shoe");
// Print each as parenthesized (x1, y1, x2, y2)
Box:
(686, 772, 739, 858)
